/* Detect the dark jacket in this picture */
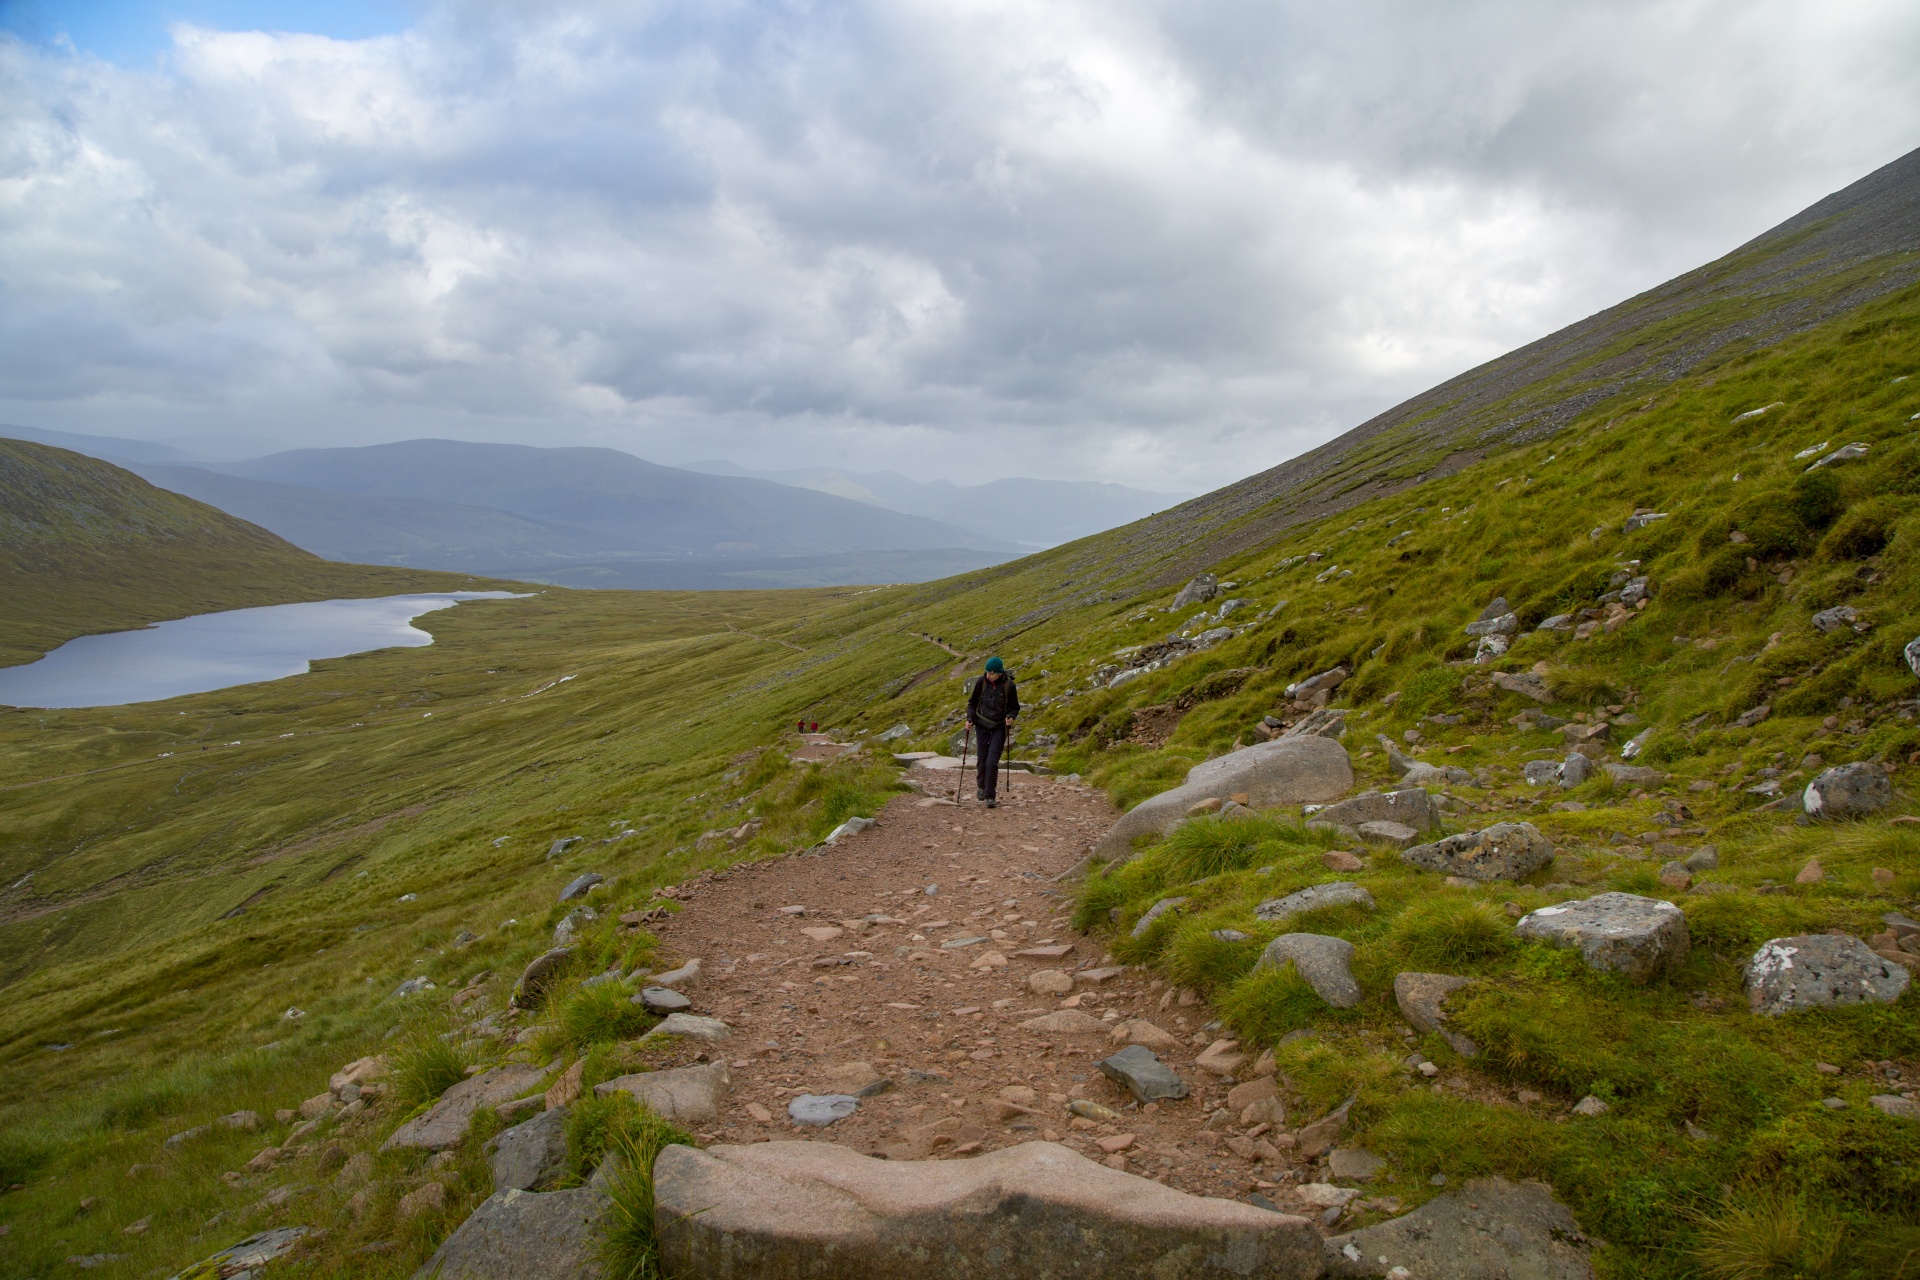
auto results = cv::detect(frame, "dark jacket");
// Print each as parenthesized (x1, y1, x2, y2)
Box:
(967, 673, 1019, 731)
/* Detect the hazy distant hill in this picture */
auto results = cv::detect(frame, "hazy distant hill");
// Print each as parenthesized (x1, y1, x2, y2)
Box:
(684, 460, 1186, 547)
(0, 440, 471, 665)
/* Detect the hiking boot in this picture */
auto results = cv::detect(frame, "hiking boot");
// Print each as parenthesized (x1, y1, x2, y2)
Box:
(976, 787, 987, 801)
(986, 798, 998, 809)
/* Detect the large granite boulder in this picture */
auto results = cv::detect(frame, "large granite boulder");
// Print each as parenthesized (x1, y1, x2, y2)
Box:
(652, 1140, 1326, 1279)
(1514, 893, 1689, 984)
(384, 1064, 548, 1152)
(411, 1187, 610, 1279)
(1743, 934, 1911, 1015)
(1255, 935, 1362, 1008)
(1255, 881, 1375, 924)
(1324, 1177, 1593, 1279)
(1094, 737, 1353, 863)
(1401, 823, 1553, 882)
(1310, 789, 1442, 833)
(1803, 762, 1893, 818)
(1172, 575, 1220, 609)
(594, 1061, 730, 1126)
(486, 1106, 570, 1193)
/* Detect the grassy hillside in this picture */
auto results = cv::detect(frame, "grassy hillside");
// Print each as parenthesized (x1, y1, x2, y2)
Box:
(0, 440, 492, 667)
(3, 164, 1919, 1278)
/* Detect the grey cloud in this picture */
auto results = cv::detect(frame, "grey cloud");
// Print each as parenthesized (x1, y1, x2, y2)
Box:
(1, 0, 1917, 490)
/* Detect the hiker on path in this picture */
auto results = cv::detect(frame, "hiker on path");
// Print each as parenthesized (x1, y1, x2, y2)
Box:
(966, 656, 1019, 807)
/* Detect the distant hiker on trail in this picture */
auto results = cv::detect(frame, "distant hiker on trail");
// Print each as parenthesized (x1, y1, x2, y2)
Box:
(966, 656, 1019, 808)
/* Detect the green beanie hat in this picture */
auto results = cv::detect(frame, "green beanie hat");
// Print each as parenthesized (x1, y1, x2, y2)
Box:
(984, 656, 1005, 673)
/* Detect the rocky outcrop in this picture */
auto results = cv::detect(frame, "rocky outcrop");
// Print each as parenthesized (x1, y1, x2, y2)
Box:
(1743, 935, 1911, 1015)
(1514, 893, 1689, 984)
(1324, 1177, 1593, 1278)
(412, 1187, 610, 1279)
(1094, 737, 1353, 863)
(486, 1106, 570, 1193)
(1401, 823, 1553, 882)
(652, 1140, 1327, 1279)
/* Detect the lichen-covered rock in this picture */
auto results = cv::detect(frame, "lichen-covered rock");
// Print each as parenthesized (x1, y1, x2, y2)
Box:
(1324, 1177, 1594, 1279)
(1802, 762, 1892, 818)
(511, 947, 573, 1007)
(1743, 934, 1910, 1015)
(1402, 823, 1553, 882)
(1095, 737, 1352, 863)
(1514, 893, 1689, 984)
(411, 1187, 609, 1279)
(652, 1140, 1324, 1279)
(1255, 880, 1375, 923)
(1254, 935, 1362, 1008)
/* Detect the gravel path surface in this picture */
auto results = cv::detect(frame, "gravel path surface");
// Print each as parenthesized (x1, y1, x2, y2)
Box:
(642, 764, 1376, 1217)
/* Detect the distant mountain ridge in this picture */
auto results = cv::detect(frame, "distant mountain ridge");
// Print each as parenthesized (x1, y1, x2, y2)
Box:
(682, 461, 1187, 548)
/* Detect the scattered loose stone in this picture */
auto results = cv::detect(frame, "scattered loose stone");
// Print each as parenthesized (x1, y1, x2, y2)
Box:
(1254, 880, 1375, 923)
(397, 1182, 447, 1219)
(1403, 823, 1553, 882)
(1321, 850, 1365, 872)
(788, 1094, 860, 1126)
(1328, 1149, 1386, 1183)
(1027, 969, 1074, 996)
(1572, 1096, 1609, 1117)
(1743, 935, 1911, 1015)
(1130, 897, 1188, 938)
(1194, 1038, 1247, 1077)
(1019, 1010, 1109, 1037)
(650, 959, 703, 990)
(1095, 737, 1353, 862)
(1312, 788, 1443, 833)
(557, 873, 603, 903)
(1393, 973, 1478, 1057)
(640, 1013, 732, 1045)
(1515, 893, 1689, 983)
(1356, 819, 1420, 848)
(511, 948, 574, 1007)
(1255, 934, 1362, 1007)
(1295, 1097, 1354, 1159)
(1098, 1044, 1190, 1101)
(653, 1140, 1323, 1279)
(637, 987, 692, 1013)
(1869, 1095, 1920, 1121)
(1110, 1020, 1182, 1052)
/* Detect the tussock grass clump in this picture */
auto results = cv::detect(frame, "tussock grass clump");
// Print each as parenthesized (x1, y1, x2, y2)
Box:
(1217, 963, 1354, 1046)
(543, 980, 655, 1054)
(388, 1022, 477, 1113)
(599, 1104, 698, 1280)
(1162, 918, 1262, 993)
(1692, 1185, 1845, 1280)
(1385, 899, 1516, 971)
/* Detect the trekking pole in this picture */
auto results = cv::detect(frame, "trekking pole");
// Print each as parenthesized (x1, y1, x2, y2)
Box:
(955, 722, 971, 803)
(1004, 720, 1014, 798)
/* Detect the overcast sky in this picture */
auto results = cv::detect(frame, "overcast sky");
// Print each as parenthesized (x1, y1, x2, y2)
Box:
(2, 1, 1917, 491)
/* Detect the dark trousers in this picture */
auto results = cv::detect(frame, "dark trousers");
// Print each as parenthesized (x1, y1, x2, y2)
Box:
(974, 724, 1008, 798)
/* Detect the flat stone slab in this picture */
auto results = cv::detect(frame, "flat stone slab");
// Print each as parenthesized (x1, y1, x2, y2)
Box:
(1324, 1176, 1593, 1279)
(1094, 737, 1352, 863)
(1403, 822, 1553, 881)
(1356, 820, 1419, 848)
(1743, 934, 1911, 1015)
(653, 1140, 1325, 1279)
(1255, 880, 1374, 923)
(789, 1094, 860, 1126)
(1312, 788, 1441, 833)
(1327, 1149, 1385, 1183)
(1393, 972, 1478, 1057)
(486, 1105, 570, 1193)
(637, 987, 692, 1013)
(640, 1012, 731, 1044)
(558, 872, 602, 902)
(1131, 896, 1187, 938)
(1515, 893, 1689, 984)
(1255, 934, 1361, 1007)
(384, 1064, 547, 1152)
(165, 1228, 310, 1280)
(1019, 1010, 1109, 1037)
(412, 1187, 609, 1279)
(595, 1061, 730, 1126)
(1099, 1043, 1190, 1101)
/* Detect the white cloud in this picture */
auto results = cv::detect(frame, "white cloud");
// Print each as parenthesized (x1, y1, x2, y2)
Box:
(1, 0, 1917, 490)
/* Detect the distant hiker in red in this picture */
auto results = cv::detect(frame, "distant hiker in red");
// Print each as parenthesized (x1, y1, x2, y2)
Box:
(966, 656, 1019, 808)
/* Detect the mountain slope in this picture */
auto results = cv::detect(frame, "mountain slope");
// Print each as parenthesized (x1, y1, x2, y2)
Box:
(0, 441, 489, 666)
(684, 460, 1188, 547)
(212, 439, 1019, 557)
